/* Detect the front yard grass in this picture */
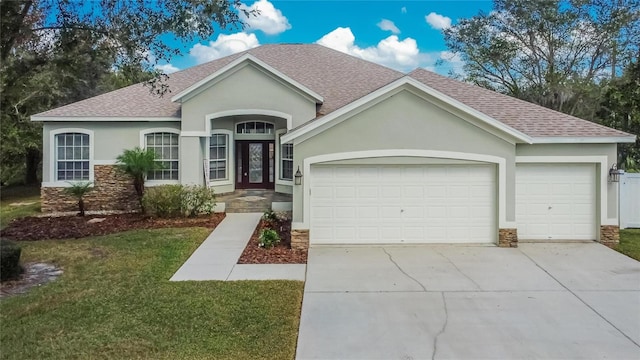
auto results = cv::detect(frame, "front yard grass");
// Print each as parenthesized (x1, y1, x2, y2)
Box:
(616, 228, 640, 261)
(0, 185, 41, 229)
(0, 228, 304, 360)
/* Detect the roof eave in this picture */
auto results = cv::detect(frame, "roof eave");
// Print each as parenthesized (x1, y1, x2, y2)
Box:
(170, 53, 324, 104)
(530, 136, 637, 144)
(31, 116, 181, 122)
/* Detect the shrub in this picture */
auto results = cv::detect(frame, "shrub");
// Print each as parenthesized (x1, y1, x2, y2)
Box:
(1, 239, 22, 281)
(64, 181, 93, 216)
(116, 147, 163, 212)
(262, 209, 278, 225)
(259, 228, 280, 248)
(142, 185, 183, 217)
(181, 185, 216, 217)
(142, 185, 216, 218)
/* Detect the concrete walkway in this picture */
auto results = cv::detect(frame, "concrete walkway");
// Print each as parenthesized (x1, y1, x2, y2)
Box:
(170, 213, 305, 281)
(297, 243, 640, 360)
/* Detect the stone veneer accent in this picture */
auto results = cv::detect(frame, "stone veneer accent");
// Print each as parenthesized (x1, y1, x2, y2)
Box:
(41, 165, 140, 213)
(599, 225, 620, 248)
(291, 229, 309, 250)
(498, 228, 518, 248)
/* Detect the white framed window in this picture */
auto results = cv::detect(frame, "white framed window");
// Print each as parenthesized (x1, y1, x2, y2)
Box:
(145, 132, 179, 180)
(236, 121, 275, 134)
(45, 128, 94, 187)
(55, 132, 90, 181)
(281, 142, 293, 180)
(210, 133, 228, 180)
(275, 129, 293, 186)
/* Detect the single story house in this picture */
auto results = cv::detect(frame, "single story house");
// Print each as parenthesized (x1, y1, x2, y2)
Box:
(32, 44, 636, 249)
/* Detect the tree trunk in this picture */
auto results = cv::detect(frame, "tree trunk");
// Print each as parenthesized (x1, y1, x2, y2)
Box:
(78, 198, 85, 217)
(24, 148, 41, 185)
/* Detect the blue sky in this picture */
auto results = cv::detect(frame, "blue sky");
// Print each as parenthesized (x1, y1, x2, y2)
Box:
(157, 0, 493, 75)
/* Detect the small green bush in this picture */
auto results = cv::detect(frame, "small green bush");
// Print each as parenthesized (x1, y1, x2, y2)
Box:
(262, 209, 278, 225)
(259, 228, 280, 248)
(142, 185, 183, 217)
(1, 239, 22, 281)
(182, 185, 216, 217)
(142, 185, 216, 218)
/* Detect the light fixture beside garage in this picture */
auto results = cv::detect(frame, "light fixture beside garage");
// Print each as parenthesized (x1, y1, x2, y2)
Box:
(609, 164, 624, 183)
(294, 166, 303, 185)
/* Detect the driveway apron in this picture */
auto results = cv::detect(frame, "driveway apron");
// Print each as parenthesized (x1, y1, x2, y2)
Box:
(296, 243, 640, 360)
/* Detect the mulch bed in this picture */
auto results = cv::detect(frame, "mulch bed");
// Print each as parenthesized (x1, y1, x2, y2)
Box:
(237, 218, 307, 264)
(0, 213, 226, 241)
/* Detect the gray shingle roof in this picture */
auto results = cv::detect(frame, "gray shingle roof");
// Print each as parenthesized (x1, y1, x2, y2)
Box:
(35, 44, 403, 119)
(35, 44, 632, 139)
(408, 68, 631, 138)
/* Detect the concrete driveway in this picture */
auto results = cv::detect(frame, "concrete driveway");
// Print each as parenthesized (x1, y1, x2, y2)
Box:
(296, 243, 640, 360)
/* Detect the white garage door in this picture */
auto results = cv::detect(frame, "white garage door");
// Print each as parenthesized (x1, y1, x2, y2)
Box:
(310, 164, 496, 244)
(516, 164, 596, 240)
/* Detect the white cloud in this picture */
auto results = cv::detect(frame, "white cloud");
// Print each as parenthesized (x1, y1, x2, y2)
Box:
(316, 27, 425, 72)
(156, 63, 180, 74)
(425, 12, 451, 30)
(438, 50, 465, 75)
(189, 32, 260, 64)
(377, 19, 400, 34)
(401, 7, 407, 14)
(239, 0, 291, 35)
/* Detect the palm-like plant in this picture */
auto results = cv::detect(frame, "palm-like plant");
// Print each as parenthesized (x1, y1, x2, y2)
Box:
(64, 181, 93, 216)
(116, 147, 163, 211)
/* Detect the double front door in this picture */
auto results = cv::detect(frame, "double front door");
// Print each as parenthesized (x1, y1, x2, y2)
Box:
(236, 140, 275, 189)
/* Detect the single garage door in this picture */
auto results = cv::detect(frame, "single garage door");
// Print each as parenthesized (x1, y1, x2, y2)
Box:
(310, 164, 496, 244)
(516, 163, 596, 240)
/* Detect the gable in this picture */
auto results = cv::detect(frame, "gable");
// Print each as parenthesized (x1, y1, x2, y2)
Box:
(180, 63, 318, 132)
(295, 89, 515, 161)
(284, 77, 531, 146)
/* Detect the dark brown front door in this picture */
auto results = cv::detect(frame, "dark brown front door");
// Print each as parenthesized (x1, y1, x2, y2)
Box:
(236, 140, 275, 189)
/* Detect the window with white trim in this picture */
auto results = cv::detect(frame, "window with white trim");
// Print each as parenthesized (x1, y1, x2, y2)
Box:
(210, 133, 228, 180)
(145, 132, 179, 180)
(55, 132, 90, 181)
(236, 121, 274, 134)
(281, 141, 293, 180)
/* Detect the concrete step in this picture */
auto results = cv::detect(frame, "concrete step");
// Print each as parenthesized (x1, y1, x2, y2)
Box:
(225, 201, 271, 213)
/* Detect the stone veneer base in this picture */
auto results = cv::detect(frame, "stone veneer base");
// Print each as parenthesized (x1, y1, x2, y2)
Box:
(599, 225, 620, 248)
(41, 165, 140, 213)
(498, 228, 518, 248)
(291, 229, 310, 250)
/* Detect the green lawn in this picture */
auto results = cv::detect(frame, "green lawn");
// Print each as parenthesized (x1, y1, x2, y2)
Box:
(616, 229, 640, 261)
(1, 228, 304, 360)
(0, 185, 41, 229)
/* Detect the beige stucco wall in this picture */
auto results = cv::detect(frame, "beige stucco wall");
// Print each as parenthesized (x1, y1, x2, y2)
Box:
(42, 121, 179, 183)
(516, 143, 619, 221)
(292, 89, 517, 224)
(180, 64, 317, 132)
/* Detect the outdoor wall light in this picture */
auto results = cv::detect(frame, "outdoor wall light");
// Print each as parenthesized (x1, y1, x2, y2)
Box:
(294, 166, 303, 185)
(609, 163, 624, 183)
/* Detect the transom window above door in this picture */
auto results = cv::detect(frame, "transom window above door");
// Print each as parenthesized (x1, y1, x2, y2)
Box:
(236, 121, 274, 134)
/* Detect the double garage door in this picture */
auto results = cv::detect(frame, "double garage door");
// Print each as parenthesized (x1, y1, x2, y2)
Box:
(310, 164, 496, 244)
(309, 163, 597, 245)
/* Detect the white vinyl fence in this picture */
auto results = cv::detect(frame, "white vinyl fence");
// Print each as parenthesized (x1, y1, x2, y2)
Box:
(620, 172, 640, 229)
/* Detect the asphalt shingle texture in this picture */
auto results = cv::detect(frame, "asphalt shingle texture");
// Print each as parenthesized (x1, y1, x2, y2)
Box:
(35, 44, 632, 139)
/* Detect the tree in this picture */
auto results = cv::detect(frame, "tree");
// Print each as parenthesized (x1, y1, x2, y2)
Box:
(0, 0, 253, 184)
(116, 147, 163, 212)
(443, 0, 639, 120)
(64, 181, 93, 216)
(598, 60, 640, 169)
